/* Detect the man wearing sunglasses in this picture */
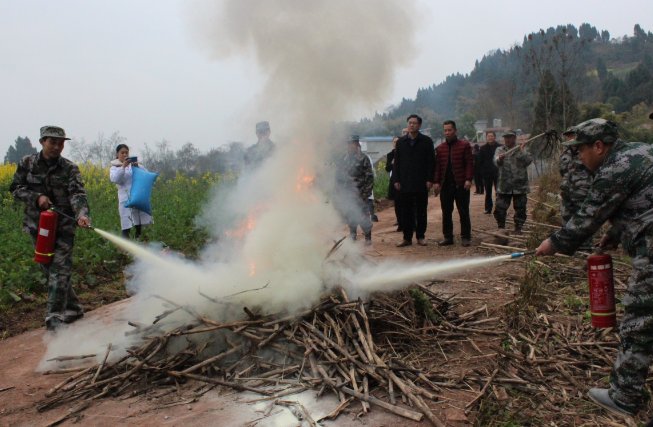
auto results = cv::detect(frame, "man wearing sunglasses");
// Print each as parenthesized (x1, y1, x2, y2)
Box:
(536, 118, 653, 417)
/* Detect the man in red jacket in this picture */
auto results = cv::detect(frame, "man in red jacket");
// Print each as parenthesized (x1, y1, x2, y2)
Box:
(434, 120, 474, 246)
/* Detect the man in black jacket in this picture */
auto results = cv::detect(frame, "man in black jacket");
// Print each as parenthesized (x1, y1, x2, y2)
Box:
(385, 136, 402, 231)
(393, 114, 436, 247)
(478, 131, 502, 214)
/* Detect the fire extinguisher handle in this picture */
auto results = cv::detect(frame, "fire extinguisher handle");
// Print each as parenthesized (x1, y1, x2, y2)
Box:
(50, 207, 94, 230)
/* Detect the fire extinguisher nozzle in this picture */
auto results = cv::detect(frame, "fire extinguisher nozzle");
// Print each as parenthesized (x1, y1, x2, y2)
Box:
(509, 250, 535, 259)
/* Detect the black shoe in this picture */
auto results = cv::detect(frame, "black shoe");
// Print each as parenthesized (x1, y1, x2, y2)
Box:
(396, 227, 403, 232)
(588, 388, 635, 416)
(63, 310, 84, 324)
(397, 240, 412, 247)
(45, 315, 64, 332)
(371, 215, 379, 222)
(438, 239, 454, 246)
(461, 238, 471, 247)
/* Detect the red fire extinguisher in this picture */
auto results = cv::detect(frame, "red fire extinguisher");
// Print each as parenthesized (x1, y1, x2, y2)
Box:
(34, 209, 58, 264)
(587, 251, 616, 328)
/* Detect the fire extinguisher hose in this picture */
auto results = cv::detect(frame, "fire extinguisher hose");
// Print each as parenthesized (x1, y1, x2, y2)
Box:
(49, 207, 94, 230)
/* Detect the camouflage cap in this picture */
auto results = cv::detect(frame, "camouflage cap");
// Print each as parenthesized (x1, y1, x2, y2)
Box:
(255, 121, 270, 132)
(40, 125, 70, 140)
(562, 118, 619, 147)
(502, 130, 516, 137)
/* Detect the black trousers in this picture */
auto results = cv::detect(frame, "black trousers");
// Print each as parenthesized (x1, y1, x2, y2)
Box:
(440, 183, 471, 240)
(474, 170, 484, 194)
(483, 174, 498, 212)
(400, 191, 428, 241)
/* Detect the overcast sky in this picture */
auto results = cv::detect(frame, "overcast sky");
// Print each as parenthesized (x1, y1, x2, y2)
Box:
(1, 0, 652, 158)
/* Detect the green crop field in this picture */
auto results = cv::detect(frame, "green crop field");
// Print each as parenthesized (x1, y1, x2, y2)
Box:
(0, 163, 389, 308)
(0, 163, 222, 306)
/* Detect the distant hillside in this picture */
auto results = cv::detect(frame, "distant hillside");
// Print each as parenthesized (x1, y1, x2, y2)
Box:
(355, 23, 653, 141)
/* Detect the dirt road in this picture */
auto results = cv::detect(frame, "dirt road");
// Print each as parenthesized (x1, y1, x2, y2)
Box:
(0, 192, 541, 426)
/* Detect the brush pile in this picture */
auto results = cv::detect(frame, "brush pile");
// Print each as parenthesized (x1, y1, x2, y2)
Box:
(40, 286, 501, 426)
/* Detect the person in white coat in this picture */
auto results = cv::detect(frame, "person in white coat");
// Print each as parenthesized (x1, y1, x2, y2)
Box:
(109, 144, 153, 238)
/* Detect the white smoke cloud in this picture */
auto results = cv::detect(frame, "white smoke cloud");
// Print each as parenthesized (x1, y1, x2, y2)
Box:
(40, 0, 419, 369)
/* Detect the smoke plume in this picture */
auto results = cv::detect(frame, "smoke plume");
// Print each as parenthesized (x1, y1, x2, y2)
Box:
(40, 0, 418, 369)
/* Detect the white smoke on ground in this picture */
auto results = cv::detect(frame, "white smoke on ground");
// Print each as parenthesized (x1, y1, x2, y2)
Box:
(40, 0, 421, 369)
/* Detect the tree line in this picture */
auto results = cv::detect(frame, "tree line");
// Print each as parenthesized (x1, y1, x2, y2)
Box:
(354, 23, 653, 142)
(3, 133, 249, 179)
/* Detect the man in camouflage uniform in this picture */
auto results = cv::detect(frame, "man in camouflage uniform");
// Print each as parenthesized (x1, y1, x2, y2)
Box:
(10, 126, 91, 331)
(559, 127, 594, 249)
(536, 118, 653, 416)
(559, 127, 593, 224)
(337, 135, 374, 246)
(244, 121, 275, 167)
(493, 130, 533, 233)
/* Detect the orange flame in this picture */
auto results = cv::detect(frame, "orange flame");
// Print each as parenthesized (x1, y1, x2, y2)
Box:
(295, 167, 315, 192)
(225, 213, 256, 239)
(248, 261, 256, 277)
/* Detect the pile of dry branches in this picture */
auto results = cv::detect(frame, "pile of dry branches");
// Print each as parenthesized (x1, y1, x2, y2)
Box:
(40, 286, 500, 426)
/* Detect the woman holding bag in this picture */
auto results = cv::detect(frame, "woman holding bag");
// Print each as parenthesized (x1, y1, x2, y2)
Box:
(109, 144, 153, 238)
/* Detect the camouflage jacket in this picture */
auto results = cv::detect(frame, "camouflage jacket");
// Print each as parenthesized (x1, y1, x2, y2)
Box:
(551, 140, 653, 256)
(494, 145, 533, 194)
(244, 140, 275, 167)
(559, 148, 592, 204)
(338, 151, 374, 200)
(10, 152, 89, 233)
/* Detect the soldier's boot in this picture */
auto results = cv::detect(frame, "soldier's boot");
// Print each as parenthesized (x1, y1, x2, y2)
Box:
(45, 314, 65, 332)
(364, 232, 372, 246)
(63, 310, 84, 324)
(493, 229, 510, 246)
(349, 226, 357, 241)
(588, 388, 636, 417)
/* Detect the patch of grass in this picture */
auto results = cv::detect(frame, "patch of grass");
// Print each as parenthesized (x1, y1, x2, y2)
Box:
(373, 160, 389, 199)
(0, 163, 220, 311)
(564, 294, 585, 312)
(474, 394, 533, 427)
(409, 288, 440, 323)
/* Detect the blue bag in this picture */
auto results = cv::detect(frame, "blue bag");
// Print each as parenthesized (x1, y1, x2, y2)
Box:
(125, 166, 158, 215)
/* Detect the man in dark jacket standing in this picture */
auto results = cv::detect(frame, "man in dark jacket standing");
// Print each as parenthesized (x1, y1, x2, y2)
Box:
(478, 131, 501, 214)
(393, 114, 435, 247)
(434, 120, 474, 246)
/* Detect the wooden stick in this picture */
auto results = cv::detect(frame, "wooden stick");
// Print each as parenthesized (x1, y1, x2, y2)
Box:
(91, 344, 112, 384)
(46, 354, 96, 362)
(464, 368, 499, 413)
(480, 242, 527, 252)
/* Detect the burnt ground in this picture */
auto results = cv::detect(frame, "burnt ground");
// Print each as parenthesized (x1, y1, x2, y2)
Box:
(0, 191, 651, 426)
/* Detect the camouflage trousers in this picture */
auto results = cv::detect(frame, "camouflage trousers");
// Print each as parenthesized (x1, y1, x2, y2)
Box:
(493, 193, 527, 230)
(609, 242, 653, 412)
(348, 197, 372, 236)
(561, 197, 594, 249)
(560, 193, 586, 225)
(30, 228, 83, 322)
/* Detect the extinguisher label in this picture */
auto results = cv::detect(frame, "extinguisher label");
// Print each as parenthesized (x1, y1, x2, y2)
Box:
(590, 264, 611, 270)
(39, 228, 50, 237)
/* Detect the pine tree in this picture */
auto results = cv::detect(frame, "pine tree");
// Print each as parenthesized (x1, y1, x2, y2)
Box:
(4, 136, 37, 164)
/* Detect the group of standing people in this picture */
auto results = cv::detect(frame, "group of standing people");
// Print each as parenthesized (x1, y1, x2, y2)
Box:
(384, 115, 533, 247)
